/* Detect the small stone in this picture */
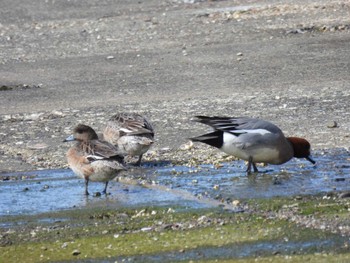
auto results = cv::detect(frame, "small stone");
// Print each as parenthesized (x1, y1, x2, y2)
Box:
(72, 249, 81, 256)
(93, 192, 102, 197)
(61, 242, 68, 248)
(167, 208, 175, 213)
(213, 184, 219, 190)
(232, 200, 240, 206)
(327, 121, 338, 128)
(335, 178, 345, 182)
(179, 141, 193, 150)
(106, 56, 115, 60)
(102, 230, 108, 234)
(236, 52, 243, 56)
(141, 227, 152, 232)
(197, 215, 209, 223)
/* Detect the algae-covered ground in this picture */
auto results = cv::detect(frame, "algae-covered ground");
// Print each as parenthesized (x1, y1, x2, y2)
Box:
(1, 194, 350, 262)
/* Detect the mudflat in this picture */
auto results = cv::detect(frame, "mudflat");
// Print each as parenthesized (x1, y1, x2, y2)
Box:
(0, 0, 350, 172)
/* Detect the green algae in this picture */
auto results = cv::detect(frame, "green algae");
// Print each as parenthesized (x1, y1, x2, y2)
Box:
(1, 195, 350, 262)
(246, 194, 350, 218)
(0, 216, 332, 262)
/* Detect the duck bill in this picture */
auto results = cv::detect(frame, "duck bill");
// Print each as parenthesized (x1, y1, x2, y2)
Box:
(63, 134, 76, 142)
(306, 156, 316, 165)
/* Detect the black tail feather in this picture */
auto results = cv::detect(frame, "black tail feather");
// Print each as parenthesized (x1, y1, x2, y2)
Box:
(190, 130, 224, 149)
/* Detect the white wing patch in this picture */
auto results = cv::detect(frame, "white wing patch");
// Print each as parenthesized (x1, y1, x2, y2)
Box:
(120, 128, 133, 133)
(229, 129, 272, 135)
(86, 155, 104, 160)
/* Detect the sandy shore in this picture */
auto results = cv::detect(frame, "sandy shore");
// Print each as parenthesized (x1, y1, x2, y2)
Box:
(0, 0, 350, 173)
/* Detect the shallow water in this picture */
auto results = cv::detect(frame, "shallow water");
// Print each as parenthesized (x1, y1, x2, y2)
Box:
(0, 169, 210, 217)
(0, 148, 349, 216)
(156, 148, 350, 200)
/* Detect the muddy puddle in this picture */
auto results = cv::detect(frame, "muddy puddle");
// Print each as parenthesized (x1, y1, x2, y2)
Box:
(0, 148, 349, 217)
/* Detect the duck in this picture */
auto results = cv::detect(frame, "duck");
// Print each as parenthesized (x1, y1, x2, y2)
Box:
(190, 116, 315, 174)
(103, 113, 154, 166)
(64, 124, 126, 195)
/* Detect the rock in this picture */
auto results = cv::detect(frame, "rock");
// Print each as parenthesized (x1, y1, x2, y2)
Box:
(335, 178, 345, 182)
(179, 141, 193, 150)
(72, 249, 81, 256)
(141, 227, 153, 232)
(61, 242, 68, 248)
(232, 200, 240, 206)
(327, 121, 338, 128)
(93, 192, 102, 197)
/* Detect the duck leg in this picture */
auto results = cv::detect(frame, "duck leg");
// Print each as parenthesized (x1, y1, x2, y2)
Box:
(102, 181, 109, 194)
(135, 154, 143, 166)
(85, 178, 90, 195)
(246, 157, 259, 174)
(252, 162, 259, 173)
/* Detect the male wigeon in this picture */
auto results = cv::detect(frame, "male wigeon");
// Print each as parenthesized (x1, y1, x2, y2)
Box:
(103, 113, 154, 166)
(190, 116, 315, 174)
(64, 124, 126, 195)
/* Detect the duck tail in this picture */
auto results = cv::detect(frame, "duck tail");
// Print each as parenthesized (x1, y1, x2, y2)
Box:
(190, 130, 224, 149)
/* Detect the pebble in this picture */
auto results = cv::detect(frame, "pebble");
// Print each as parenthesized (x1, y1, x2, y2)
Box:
(232, 200, 240, 206)
(72, 249, 81, 256)
(141, 227, 153, 232)
(61, 242, 68, 248)
(179, 141, 193, 150)
(327, 121, 338, 128)
(334, 178, 345, 182)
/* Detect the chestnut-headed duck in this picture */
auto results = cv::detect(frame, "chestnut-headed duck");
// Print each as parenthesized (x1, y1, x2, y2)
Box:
(190, 116, 315, 174)
(103, 113, 154, 166)
(64, 124, 126, 195)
